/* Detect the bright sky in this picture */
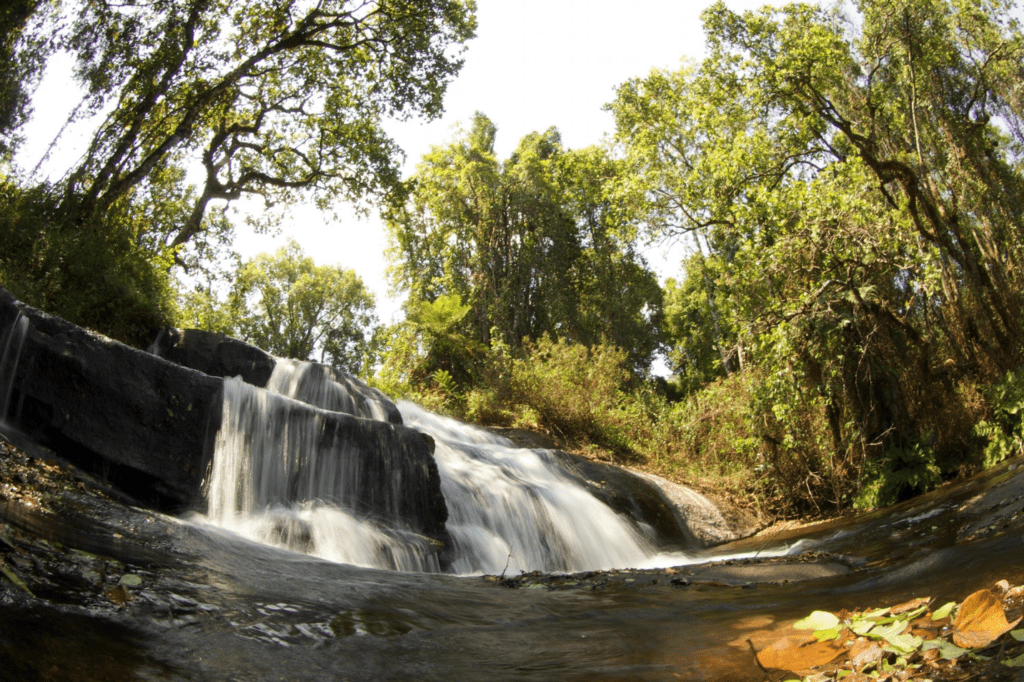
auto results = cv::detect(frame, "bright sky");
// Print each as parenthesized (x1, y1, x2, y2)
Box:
(17, 0, 780, 325)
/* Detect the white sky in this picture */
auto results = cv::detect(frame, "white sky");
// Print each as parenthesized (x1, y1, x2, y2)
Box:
(17, 0, 780, 325)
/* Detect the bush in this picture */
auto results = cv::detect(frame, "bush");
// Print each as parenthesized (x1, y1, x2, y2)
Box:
(0, 181, 177, 347)
(974, 369, 1024, 468)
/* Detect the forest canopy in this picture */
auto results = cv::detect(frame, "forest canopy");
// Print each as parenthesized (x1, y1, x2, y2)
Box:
(2, 0, 1024, 517)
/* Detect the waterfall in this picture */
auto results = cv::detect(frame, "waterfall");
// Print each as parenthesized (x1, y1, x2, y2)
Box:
(0, 313, 28, 425)
(202, 353, 694, 575)
(204, 376, 443, 572)
(266, 357, 400, 423)
(399, 402, 663, 575)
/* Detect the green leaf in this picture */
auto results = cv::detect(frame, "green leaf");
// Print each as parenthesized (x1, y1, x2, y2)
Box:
(922, 639, 970, 660)
(851, 619, 876, 636)
(813, 626, 843, 641)
(1004, 652, 1024, 667)
(881, 633, 923, 655)
(1011, 629, 1024, 642)
(898, 605, 929, 621)
(931, 602, 956, 620)
(794, 610, 840, 631)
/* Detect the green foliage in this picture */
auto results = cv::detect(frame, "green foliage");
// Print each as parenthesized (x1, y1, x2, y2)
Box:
(662, 253, 737, 394)
(385, 112, 663, 371)
(40, 0, 476, 258)
(373, 294, 485, 400)
(974, 369, 1024, 467)
(0, 179, 178, 347)
(216, 240, 379, 374)
(607, 0, 1024, 513)
(855, 443, 943, 510)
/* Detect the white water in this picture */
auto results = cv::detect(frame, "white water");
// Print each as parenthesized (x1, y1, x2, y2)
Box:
(203, 361, 804, 574)
(0, 313, 28, 425)
(204, 376, 441, 572)
(266, 357, 396, 423)
(399, 402, 663, 574)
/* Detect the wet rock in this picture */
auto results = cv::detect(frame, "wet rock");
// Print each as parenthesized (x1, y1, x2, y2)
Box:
(546, 451, 698, 549)
(150, 327, 403, 425)
(0, 287, 222, 510)
(628, 470, 759, 546)
(149, 328, 275, 387)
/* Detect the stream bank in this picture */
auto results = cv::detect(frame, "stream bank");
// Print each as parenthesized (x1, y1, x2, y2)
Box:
(2, 429, 1024, 681)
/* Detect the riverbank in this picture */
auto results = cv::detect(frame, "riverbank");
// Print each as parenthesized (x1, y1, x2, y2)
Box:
(3, 425, 1024, 680)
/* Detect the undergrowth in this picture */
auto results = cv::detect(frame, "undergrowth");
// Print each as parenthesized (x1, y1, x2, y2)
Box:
(372, 333, 1013, 523)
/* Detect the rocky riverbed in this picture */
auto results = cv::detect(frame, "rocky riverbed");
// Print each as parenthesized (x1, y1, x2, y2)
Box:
(3, 427, 1024, 681)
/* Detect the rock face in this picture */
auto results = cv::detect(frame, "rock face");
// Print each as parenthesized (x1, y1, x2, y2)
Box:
(629, 470, 759, 546)
(0, 290, 447, 538)
(150, 327, 403, 425)
(0, 289, 222, 509)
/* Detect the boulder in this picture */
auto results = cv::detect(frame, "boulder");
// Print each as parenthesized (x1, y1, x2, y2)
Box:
(546, 451, 699, 550)
(151, 328, 403, 425)
(149, 328, 275, 387)
(629, 470, 760, 546)
(0, 288, 222, 510)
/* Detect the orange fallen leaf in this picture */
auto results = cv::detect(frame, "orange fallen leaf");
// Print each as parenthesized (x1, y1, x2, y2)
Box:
(104, 584, 132, 606)
(953, 589, 1022, 649)
(890, 596, 931, 615)
(755, 633, 847, 673)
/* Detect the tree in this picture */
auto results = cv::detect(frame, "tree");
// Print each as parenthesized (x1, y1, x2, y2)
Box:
(385, 112, 663, 371)
(39, 0, 475, 264)
(210, 240, 378, 373)
(609, 0, 1024, 510)
(0, 0, 52, 162)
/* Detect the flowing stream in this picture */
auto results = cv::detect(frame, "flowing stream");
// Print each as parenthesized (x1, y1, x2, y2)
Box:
(201, 358, 740, 574)
(0, 312, 28, 425)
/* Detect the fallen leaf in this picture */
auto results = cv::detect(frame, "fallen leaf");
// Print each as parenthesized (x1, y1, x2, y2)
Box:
(890, 597, 931, 615)
(952, 589, 1023, 648)
(1012, 629, 1024, 642)
(105, 584, 132, 606)
(755, 635, 847, 674)
(1004, 652, 1024, 667)
(794, 611, 840, 631)
(931, 602, 956, 620)
(849, 639, 884, 669)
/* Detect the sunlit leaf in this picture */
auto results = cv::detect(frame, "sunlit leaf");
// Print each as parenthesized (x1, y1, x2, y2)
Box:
(813, 626, 843, 642)
(794, 611, 840, 631)
(1011, 629, 1024, 642)
(953, 589, 1023, 648)
(755, 635, 846, 673)
(931, 602, 956, 620)
(851, 619, 876, 636)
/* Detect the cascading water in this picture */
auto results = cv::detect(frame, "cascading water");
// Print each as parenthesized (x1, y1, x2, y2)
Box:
(205, 376, 443, 572)
(266, 357, 398, 423)
(0, 313, 28, 425)
(399, 402, 664, 574)
(203, 357, 797, 575)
